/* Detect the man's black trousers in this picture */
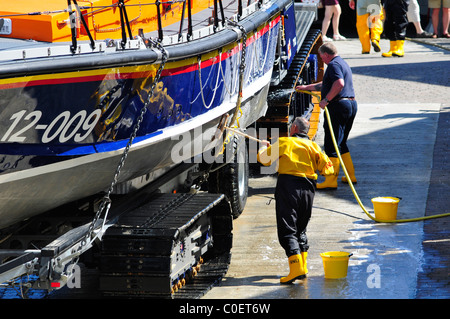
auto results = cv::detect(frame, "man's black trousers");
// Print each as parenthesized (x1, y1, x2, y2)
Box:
(383, 0, 410, 40)
(275, 174, 316, 257)
(323, 99, 357, 158)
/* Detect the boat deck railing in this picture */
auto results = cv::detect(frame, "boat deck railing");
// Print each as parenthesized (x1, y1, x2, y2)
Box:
(146, 0, 263, 45)
(0, 0, 263, 54)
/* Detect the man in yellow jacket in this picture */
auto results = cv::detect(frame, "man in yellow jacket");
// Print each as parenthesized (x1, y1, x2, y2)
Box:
(257, 117, 334, 284)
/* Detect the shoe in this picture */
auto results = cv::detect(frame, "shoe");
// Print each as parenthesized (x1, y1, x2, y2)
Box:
(322, 35, 333, 42)
(392, 40, 404, 57)
(280, 254, 307, 284)
(371, 39, 381, 52)
(382, 41, 397, 57)
(340, 152, 357, 184)
(443, 33, 450, 38)
(416, 31, 433, 38)
(317, 157, 339, 189)
(432, 33, 438, 38)
(333, 34, 346, 41)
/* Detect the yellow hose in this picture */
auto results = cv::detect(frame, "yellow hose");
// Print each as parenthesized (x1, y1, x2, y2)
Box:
(297, 90, 450, 223)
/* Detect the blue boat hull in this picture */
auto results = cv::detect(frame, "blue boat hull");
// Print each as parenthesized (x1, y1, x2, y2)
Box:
(0, 13, 282, 229)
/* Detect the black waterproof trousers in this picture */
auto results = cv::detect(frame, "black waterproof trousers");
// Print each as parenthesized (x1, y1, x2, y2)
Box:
(383, 0, 410, 40)
(275, 174, 316, 257)
(323, 99, 358, 158)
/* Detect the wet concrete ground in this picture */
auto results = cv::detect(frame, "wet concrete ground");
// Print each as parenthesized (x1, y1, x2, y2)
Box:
(203, 38, 450, 299)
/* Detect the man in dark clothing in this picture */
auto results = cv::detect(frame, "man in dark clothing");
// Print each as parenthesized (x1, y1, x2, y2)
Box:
(296, 42, 358, 189)
(257, 117, 334, 284)
(382, 0, 410, 57)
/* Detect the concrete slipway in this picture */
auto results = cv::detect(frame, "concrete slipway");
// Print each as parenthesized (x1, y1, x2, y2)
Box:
(203, 38, 450, 299)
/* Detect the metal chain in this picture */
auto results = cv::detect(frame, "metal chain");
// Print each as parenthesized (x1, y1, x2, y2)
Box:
(80, 39, 168, 249)
(223, 18, 247, 146)
(226, 19, 247, 80)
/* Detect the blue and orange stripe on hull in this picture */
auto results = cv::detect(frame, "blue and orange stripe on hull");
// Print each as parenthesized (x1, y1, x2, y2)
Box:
(0, 15, 280, 158)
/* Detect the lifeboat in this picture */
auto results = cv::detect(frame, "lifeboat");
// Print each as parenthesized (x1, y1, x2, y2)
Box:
(0, 0, 293, 229)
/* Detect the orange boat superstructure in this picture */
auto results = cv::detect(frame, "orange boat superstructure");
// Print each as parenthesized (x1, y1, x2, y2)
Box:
(0, 0, 210, 43)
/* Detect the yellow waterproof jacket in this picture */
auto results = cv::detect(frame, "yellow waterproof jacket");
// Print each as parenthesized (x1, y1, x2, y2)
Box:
(257, 136, 334, 180)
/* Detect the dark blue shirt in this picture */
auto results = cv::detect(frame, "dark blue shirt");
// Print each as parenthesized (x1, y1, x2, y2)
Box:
(321, 56, 355, 101)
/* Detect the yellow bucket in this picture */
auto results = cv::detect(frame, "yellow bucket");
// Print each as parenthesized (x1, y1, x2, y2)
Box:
(320, 251, 353, 279)
(371, 197, 400, 221)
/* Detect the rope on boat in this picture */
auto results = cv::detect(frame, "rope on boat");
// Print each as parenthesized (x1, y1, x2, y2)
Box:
(197, 55, 223, 109)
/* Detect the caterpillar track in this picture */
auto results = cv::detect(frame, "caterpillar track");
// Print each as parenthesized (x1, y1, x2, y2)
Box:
(99, 193, 233, 299)
(258, 29, 323, 138)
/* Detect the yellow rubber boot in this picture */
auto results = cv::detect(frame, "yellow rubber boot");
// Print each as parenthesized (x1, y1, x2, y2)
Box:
(301, 251, 308, 276)
(371, 39, 381, 53)
(392, 40, 405, 57)
(356, 14, 371, 53)
(280, 254, 306, 284)
(341, 152, 357, 184)
(382, 41, 397, 57)
(317, 157, 339, 189)
(370, 13, 383, 52)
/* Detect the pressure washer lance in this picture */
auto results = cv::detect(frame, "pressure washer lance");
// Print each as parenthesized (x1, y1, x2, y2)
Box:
(296, 90, 450, 223)
(224, 126, 265, 143)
